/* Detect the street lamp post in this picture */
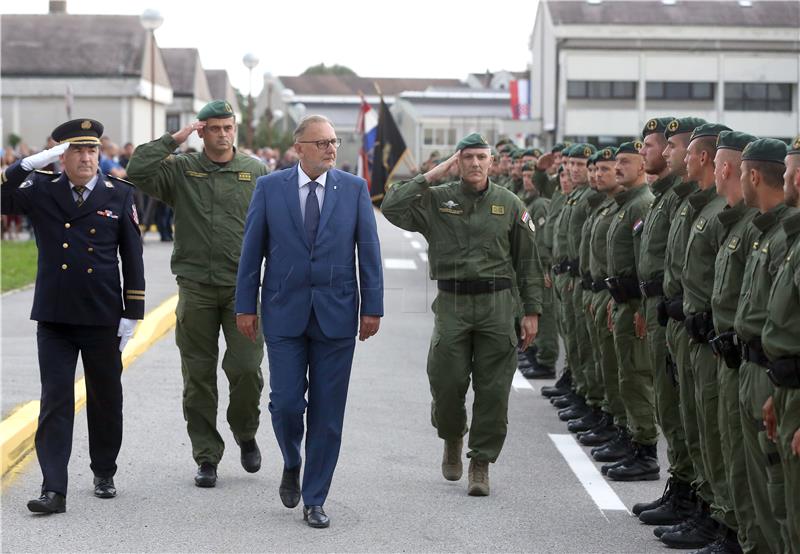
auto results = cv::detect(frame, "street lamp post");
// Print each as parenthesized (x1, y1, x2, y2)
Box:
(140, 9, 163, 141)
(242, 53, 259, 150)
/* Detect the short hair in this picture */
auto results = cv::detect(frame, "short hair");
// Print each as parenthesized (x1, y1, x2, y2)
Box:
(293, 115, 334, 142)
(743, 160, 785, 189)
(692, 136, 717, 160)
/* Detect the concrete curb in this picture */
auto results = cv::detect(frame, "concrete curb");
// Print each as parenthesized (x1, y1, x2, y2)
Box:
(0, 294, 178, 477)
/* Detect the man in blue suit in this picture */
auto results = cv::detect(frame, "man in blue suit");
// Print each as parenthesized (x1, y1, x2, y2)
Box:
(235, 114, 383, 528)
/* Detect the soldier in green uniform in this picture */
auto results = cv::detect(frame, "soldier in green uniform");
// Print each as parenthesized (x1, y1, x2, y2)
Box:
(381, 133, 543, 497)
(495, 144, 514, 190)
(126, 100, 269, 487)
(632, 117, 696, 526)
(580, 148, 627, 450)
(762, 136, 800, 551)
(520, 162, 557, 377)
(709, 130, 768, 553)
(655, 117, 723, 548)
(540, 164, 574, 398)
(509, 149, 525, 194)
(680, 124, 743, 550)
(534, 143, 569, 200)
(568, 152, 609, 433)
(601, 141, 657, 481)
(733, 139, 795, 552)
(555, 144, 601, 423)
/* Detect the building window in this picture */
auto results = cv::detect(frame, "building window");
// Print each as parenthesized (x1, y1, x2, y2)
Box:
(646, 82, 715, 100)
(424, 128, 434, 145)
(423, 127, 458, 147)
(166, 114, 181, 134)
(567, 81, 636, 99)
(725, 83, 792, 112)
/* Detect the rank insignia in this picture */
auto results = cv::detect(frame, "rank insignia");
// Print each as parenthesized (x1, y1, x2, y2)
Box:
(238, 172, 252, 182)
(491, 205, 505, 215)
(695, 217, 706, 231)
(728, 237, 739, 250)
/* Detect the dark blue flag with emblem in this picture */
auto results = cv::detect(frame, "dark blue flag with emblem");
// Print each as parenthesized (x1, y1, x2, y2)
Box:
(370, 98, 408, 202)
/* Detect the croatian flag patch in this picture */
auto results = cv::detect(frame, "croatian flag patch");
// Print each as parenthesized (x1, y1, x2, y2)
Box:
(633, 218, 643, 233)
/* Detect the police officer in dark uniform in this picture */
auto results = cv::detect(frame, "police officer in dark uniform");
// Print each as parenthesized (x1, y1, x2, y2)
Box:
(0, 119, 145, 514)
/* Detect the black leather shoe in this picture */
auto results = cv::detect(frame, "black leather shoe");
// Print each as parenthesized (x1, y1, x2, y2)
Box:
(606, 443, 660, 481)
(303, 505, 330, 528)
(27, 491, 66, 514)
(239, 438, 261, 473)
(279, 465, 301, 508)
(195, 462, 217, 488)
(567, 408, 602, 433)
(524, 364, 556, 379)
(558, 403, 589, 421)
(541, 370, 572, 397)
(93, 476, 116, 498)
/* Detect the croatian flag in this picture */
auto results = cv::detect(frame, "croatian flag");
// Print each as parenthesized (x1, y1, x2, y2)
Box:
(510, 79, 531, 121)
(356, 97, 378, 188)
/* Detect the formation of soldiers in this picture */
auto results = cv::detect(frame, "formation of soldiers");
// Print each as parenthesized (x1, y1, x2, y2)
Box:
(460, 120, 799, 553)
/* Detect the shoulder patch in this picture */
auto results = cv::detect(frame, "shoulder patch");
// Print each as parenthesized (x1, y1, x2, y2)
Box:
(20, 179, 34, 189)
(105, 180, 115, 188)
(538, 216, 546, 227)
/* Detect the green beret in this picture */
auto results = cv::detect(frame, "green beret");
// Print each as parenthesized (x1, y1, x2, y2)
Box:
(551, 142, 567, 153)
(522, 162, 536, 172)
(716, 130, 757, 152)
(51, 118, 104, 146)
(641, 117, 674, 138)
(689, 123, 731, 143)
(490, 148, 498, 158)
(197, 99, 235, 121)
(596, 147, 617, 162)
(664, 117, 707, 139)
(788, 135, 800, 156)
(511, 149, 525, 160)
(569, 143, 597, 159)
(532, 148, 543, 157)
(557, 164, 565, 175)
(456, 132, 491, 152)
(742, 138, 788, 164)
(616, 141, 643, 155)
(587, 153, 599, 166)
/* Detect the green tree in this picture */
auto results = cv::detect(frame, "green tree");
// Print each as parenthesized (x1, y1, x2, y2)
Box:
(302, 63, 357, 76)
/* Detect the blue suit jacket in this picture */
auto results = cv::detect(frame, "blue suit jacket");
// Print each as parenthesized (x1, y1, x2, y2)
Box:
(235, 165, 383, 338)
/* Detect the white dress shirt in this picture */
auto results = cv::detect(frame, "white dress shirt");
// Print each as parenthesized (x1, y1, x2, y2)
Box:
(298, 164, 326, 222)
(69, 174, 98, 203)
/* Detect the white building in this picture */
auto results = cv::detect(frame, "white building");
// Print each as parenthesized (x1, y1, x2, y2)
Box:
(1, 9, 173, 149)
(529, 0, 800, 146)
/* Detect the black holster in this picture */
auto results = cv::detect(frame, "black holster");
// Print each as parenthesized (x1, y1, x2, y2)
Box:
(709, 331, 741, 369)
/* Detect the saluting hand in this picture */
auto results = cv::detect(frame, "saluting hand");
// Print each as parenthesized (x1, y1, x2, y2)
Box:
(236, 314, 260, 343)
(21, 142, 69, 171)
(423, 152, 459, 183)
(535, 152, 555, 172)
(519, 315, 539, 351)
(172, 121, 205, 145)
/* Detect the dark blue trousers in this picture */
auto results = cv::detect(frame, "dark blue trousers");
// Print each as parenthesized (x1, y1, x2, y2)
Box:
(265, 310, 356, 507)
(35, 322, 123, 496)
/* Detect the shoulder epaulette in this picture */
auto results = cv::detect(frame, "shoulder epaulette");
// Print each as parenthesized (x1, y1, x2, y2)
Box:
(105, 174, 136, 187)
(34, 169, 56, 175)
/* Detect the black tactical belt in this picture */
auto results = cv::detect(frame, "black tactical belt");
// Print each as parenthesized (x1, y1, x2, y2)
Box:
(438, 278, 512, 295)
(568, 259, 580, 277)
(741, 338, 769, 367)
(685, 311, 715, 343)
(552, 260, 572, 275)
(767, 357, 800, 388)
(710, 331, 741, 369)
(605, 275, 641, 303)
(665, 296, 686, 322)
(639, 279, 664, 299)
(590, 278, 608, 293)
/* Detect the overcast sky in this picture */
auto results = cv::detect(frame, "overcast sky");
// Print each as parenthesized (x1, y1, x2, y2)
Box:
(5, 0, 541, 95)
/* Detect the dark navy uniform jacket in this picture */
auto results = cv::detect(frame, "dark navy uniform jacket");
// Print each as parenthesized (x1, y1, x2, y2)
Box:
(1, 160, 145, 325)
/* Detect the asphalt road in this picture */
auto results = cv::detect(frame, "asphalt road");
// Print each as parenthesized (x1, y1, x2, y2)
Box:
(1, 210, 671, 553)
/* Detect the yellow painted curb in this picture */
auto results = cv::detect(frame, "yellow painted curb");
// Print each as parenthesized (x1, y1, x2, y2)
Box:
(0, 294, 179, 477)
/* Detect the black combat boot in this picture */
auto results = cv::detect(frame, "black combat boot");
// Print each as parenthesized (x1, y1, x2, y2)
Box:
(691, 525, 743, 554)
(577, 413, 617, 446)
(593, 428, 633, 464)
(639, 478, 695, 525)
(541, 370, 572, 398)
(567, 407, 603, 433)
(558, 402, 590, 421)
(633, 477, 675, 516)
(607, 442, 660, 481)
(551, 392, 581, 409)
(660, 501, 718, 549)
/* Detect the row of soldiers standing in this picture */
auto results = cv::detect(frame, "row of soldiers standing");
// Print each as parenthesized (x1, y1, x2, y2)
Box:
(486, 119, 800, 553)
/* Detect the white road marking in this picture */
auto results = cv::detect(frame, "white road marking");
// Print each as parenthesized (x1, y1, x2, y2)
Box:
(418, 252, 428, 262)
(384, 258, 418, 270)
(403, 231, 413, 239)
(548, 433, 629, 513)
(512, 370, 534, 391)
(410, 240, 422, 250)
